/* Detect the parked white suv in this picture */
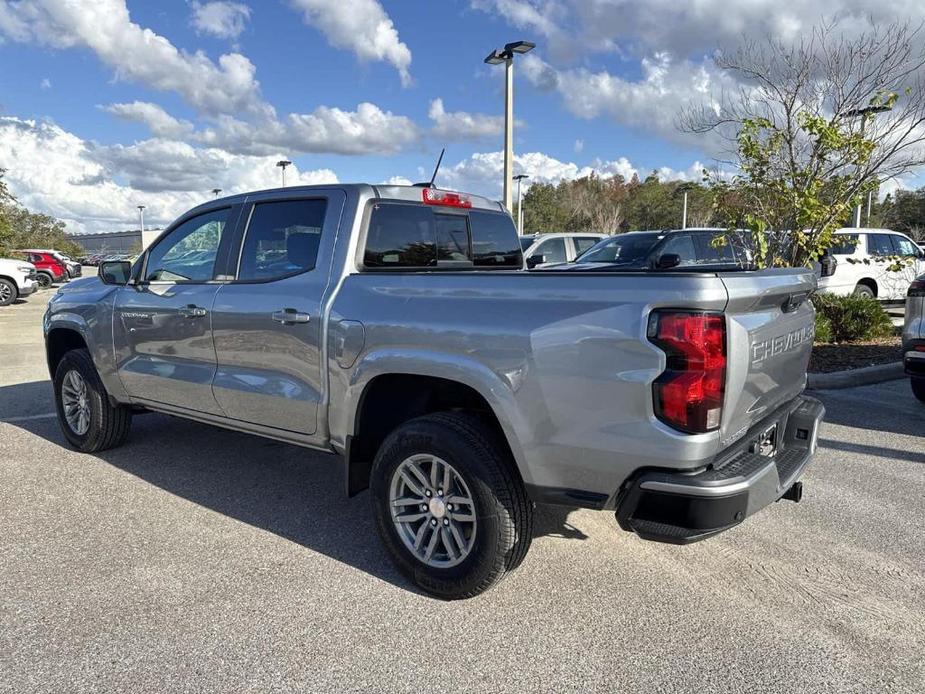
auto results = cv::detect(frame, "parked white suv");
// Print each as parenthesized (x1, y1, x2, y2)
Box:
(0, 257, 39, 306)
(520, 233, 607, 268)
(818, 228, 925, 300)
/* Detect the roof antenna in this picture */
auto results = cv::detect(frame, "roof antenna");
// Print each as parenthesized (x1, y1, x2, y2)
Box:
(414, 147, 445, 188)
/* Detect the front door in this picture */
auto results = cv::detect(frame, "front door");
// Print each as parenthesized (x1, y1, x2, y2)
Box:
(113, 207, 234, 415)
(210, 192, 344, 434)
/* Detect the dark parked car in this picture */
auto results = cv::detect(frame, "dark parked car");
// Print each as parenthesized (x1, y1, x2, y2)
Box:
(565, 228, 752, 270)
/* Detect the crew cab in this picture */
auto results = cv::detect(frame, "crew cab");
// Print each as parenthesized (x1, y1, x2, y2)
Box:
(44, 184, 824, 599)
(0, 257, 38, 306)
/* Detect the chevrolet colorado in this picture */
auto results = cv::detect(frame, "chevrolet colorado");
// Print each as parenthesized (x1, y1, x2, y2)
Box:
(44, 184, 824, 599)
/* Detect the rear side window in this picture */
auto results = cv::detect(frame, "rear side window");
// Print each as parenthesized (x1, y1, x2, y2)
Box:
(574, 236, 600, 255)
(534, 237, 568, 263)
(238, 199, 327, 281)
(363, 203, 521, 269)
(891, 235, 920, 257)
(868, 234, 895, 256)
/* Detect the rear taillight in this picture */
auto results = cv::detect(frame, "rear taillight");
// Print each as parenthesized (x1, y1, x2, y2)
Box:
(647, 311, 726, 434)
(422, 188, 472, 208)
(909, 279, 925, 297)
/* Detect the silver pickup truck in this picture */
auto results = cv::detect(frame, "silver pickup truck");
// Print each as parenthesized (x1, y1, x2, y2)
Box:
(44, 184, 824, 599)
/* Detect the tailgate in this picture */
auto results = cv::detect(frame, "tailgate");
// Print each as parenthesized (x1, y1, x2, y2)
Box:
(720, 268, 817, 443)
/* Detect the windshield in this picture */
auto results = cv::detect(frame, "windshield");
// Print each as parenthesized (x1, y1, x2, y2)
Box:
(576, 233, 662, 265)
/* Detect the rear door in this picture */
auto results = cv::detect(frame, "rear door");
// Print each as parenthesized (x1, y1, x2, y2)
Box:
(114, 206, 238, 414)
(209, 190, 345, 435)
(720, 269, 817, 439)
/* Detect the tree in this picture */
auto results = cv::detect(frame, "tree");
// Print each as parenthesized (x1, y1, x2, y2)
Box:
(682, 20, 925, 267)
(0, 169, 82, 257)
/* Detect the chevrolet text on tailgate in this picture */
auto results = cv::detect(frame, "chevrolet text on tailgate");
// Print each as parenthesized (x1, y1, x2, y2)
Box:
(44, 184, 824, 599)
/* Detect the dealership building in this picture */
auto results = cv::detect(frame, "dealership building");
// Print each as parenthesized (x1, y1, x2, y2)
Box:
(68, 228, 162, 254)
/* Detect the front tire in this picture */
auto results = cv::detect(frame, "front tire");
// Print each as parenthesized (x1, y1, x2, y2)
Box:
(913, 377, 925, 403)
(370, 412, 533, 599)
(54, 349, 132, 452)
(0, 278, 17, 306)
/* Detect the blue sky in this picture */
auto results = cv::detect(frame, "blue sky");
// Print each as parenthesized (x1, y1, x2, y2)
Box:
(0, 1, 916, 231)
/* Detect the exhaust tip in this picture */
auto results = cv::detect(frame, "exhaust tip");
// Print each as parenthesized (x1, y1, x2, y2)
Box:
(781, 481, 803, 503)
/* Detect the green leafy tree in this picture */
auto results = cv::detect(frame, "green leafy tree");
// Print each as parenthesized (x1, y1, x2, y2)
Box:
(682, 20, 925, 267)
(0, 169, 82, 258)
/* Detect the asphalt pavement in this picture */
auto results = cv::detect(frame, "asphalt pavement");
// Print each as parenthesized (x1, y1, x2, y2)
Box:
(1, 287, 924, 693)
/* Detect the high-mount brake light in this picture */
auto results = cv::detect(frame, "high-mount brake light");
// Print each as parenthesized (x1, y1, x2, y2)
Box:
(647, 311, 726, 434)
(422, 188, 472, 208)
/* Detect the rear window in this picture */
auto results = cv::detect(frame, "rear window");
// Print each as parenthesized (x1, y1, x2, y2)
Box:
(363, 203, 521, 269)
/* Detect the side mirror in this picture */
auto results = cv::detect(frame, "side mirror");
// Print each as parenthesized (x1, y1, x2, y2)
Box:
(526, 253, 545, 269)
(654, 253, 681, 270)
(99, 260, 132, 285)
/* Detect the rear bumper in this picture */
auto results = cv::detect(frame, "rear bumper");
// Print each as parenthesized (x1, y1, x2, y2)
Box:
(616, 395, 825, 544)
(905, 343, 925, 378)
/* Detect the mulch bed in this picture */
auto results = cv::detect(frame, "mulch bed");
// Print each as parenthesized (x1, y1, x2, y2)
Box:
(809, 336, 903, 374)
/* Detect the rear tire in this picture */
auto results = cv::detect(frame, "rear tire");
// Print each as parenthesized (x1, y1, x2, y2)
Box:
(36, 273, 52, 289)
(54, 348, 132, 452)
(853, 283, 875, 299)
(913, 377, 925, 403)
(0, 278, 17, 306)
(370, 412, 533, 600)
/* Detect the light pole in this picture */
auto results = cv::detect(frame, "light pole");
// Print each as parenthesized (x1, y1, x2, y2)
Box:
(485, 40, 535, 212)
(212, 188, 222, 198)
(846, 105, 891, 227)
(276, 159, 292, 187)
(682, 191, 688, 229)
(137, 205, 145, 233)
(513, 173, 529, 235)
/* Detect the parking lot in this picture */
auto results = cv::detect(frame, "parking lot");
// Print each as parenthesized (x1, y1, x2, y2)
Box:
(1, 288, 924, 693)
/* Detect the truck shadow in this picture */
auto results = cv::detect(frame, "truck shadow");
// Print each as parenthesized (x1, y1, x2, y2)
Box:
(2, 380, 588, 594)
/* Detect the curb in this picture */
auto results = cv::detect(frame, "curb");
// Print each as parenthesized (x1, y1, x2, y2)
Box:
(807, 361, 906, 390)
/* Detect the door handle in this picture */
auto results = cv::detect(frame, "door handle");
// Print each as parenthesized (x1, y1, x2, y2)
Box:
(272, 308, 311, 324)
(178, 305, 208, 318)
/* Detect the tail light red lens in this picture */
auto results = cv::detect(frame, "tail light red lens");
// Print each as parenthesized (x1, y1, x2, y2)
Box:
(647, 311, 726, 433)
(422, 188, 472, 208)
(909, 279, 925, 297)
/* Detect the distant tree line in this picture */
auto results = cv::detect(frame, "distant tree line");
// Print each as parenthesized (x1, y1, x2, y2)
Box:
(516, 172, 718, 235)
(0, 169, 82, 258)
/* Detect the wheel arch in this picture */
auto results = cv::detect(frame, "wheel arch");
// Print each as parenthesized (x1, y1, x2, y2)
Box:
(343, 357, 530, 497)
(856, 277, 878, 296)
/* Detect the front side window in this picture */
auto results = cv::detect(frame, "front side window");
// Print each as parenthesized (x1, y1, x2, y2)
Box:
(891, 234, 920, 257)
(659, 234, 698, 266)
(692, 233, 738, 265)
(576, 233, 662, 265)
(238, 199, 327, 281)
(145, 208, 228, 282)
(574, 236, 600, 255)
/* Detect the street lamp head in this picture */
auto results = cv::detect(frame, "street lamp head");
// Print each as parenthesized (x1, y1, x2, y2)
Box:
(484, 49, 506, 65)
(504, 41, 535, 55)
(137, 205, 145, 211)
(276, 159, 292, 168)
(513, 174, 530, 181)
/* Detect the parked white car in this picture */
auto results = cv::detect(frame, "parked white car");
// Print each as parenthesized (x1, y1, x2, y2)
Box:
(0, 257, 39, 306)
(520, 233, 607, 268)
(818, 228, 925, 300)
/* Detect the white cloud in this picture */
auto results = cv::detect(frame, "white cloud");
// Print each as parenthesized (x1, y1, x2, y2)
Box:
(428, 99, 506, 141)
(471, 0, 562, 38)
(382, 175, 413, 185)
(522, 52, 729, 150)
(39, 77, 51, 90)
(288, 0, 412, 86)
(190, 1, 251, 40)
(0, 0, 262, 116)
(197, 102, 419, 156)
(103, 101, 195, 138)
(573, 139, 583, 153)
(0, 116, 337, 232)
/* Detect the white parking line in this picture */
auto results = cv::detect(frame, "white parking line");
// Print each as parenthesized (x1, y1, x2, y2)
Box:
(1, 413, 57, 423)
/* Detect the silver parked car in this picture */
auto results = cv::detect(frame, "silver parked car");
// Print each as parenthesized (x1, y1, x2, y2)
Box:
(519, 232, 606, 267)
(45, 183, 823, 598)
